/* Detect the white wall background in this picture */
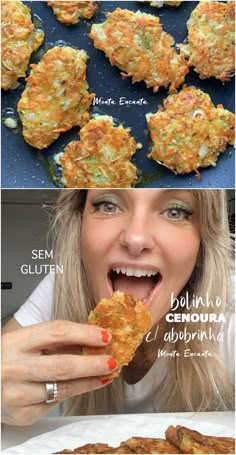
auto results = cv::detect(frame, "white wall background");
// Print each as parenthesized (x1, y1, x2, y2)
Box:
(1, 190, 61, 417)
(1, 190, 59, 326)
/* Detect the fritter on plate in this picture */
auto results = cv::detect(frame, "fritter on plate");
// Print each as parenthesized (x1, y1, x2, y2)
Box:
(120, 436, 180, 453)
(17, 46, 94, 149)
(138, 1, 183, 7)
(55, 443, 114, 454)
(83, 291, 151, 379)
(109, 443, 135, 454)
(165, 425, 235, 454)
(182, 1, 235, 81)
(90, 8, 188, 93)
(54, 426, 235, 454)
(1, 0, 44, 90)
(54, 437, 180, 453)
(47, 1, 98, 24)
(147, 85, 235, 177)
(58, 115, 141, 188)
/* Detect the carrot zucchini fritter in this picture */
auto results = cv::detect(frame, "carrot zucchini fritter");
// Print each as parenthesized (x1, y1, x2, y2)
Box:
(147, 86, 235, 177)
(182, 1, 235, 81)
(17, 46, 94, 149)
(55, 443, 114, 454)
(83, 291, 151, 379)
(59, 115, 142, 188)
(165, 425, 235, 454)
(54, 426, 235, 454)
(109, 443, 135, 454)
(90, 8, 189, 93)
(1, 0, 44, 90)
(120, 437, 180, 454)
(55, 437, 180, 453)
(47, 1, 98, 24)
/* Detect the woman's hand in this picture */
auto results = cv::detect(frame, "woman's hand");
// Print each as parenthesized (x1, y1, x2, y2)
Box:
(1, 320, 117, 425)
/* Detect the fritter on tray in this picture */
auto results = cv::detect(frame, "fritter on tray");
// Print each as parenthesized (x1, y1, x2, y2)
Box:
(58, 115, 142, 188)
(146, 85, 235, 177)
(17, 46, 94, 149)
(1, 0, 44, 90)
(165, 425, 235, 454)
(89, 8, 189, 93)
(47, 1, 98, 25)
(182, 1, 235, 81)
(83, 291, 151, 379)
(137, 1, 183, 7)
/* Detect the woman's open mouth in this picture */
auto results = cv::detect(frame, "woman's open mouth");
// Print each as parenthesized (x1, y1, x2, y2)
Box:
(108, 266, 162, 302)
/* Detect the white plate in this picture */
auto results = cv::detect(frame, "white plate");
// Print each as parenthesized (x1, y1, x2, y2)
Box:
(2, 415, 235, 455)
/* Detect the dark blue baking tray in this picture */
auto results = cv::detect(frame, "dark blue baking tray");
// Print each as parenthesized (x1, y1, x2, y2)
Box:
(1, 1, 235, 188)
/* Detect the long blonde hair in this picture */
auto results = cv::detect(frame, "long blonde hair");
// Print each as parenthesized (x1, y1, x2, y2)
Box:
(52, 190, 234, 415)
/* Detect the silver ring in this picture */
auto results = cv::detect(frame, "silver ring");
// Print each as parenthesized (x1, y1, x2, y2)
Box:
(45, 382, 58, 404)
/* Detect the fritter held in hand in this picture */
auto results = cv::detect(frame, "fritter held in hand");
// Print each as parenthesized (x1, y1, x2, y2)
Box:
(83, 291, 151, 379)
(58, 115, 142, 188)
(147, 86, 235, 177)
(17, 46, 94, 149)
(165, 425, 235, 454)
(90, 8, 188, 93)
(182, 1, 235, 81)
(47, 1, 98, 25)
(1, 0, 44, 90)
(138, 1, 183, 8)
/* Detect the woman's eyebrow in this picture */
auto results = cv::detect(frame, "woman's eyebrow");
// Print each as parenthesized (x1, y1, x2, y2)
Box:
(160, 189, 192, 196)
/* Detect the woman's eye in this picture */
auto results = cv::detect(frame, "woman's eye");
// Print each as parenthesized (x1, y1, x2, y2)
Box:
(163, 207, 192, 221)
(92, 200, 121, 214)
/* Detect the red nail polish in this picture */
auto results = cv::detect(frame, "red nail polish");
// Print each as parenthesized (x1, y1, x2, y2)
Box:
(101, 378, 111, 385)
(101, 330, 109, 343)
(107, 358, 117, 370)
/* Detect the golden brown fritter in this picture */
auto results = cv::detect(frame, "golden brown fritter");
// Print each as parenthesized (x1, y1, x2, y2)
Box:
(83, 291, 151, 379)
(1, 0, 44, 90)
(138, 1, 183, 7)
(54, 443, 114, 454)
(54, 426, 235, 454)
(47, 1, 98, 25)
(17, 46, 94, 149)
(109, 443, 135, 454)
(56, 438, 180, 453)
(90, 8, 189, 93)
(121, 436, 180, 454)
(165, 425, 235, 454)
(58, 115, 141, 188)
(182, 1, 235, 81)
(147, 85, 235, 177)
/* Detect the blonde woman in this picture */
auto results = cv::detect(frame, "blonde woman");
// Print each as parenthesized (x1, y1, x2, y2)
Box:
(2, 189, 235, 425)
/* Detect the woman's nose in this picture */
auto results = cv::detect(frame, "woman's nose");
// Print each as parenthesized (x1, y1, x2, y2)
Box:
(120, 215, 155, 256)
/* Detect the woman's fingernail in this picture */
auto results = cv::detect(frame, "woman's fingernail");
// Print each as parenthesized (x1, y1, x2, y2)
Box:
(107, 358, 117, 370)
(101, 378, 112, 385)
(101, 330, 110, 343)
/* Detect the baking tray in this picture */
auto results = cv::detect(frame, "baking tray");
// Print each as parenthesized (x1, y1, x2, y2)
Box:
(1, 0, 235, 188)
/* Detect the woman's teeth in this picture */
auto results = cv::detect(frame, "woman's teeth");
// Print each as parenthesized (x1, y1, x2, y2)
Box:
(109, 267, 161, 300)
(112, 267, 158, 278)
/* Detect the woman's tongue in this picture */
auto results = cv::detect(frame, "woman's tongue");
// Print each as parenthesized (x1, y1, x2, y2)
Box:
(111, 274, 155, 300)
